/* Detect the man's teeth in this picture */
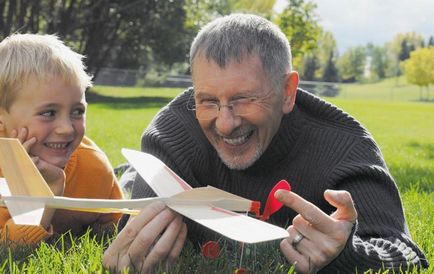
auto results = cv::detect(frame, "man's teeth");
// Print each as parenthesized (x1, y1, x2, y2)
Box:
(223, 134, 249, 145)
(45, 143, 68, 149)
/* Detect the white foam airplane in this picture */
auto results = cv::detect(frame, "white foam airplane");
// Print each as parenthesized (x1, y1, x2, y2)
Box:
(0, 138, 289, 243)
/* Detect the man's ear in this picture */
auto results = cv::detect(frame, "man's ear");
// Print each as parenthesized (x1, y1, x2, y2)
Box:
(282, 71, 299, 114)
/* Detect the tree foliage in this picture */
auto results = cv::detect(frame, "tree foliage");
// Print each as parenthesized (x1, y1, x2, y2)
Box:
(365, 43, 387, 81)
(384, 32, 425, 77)
(184, 0, 276, 30)
(337, 46, 366, 82)
(276, 0, 321, 69)
(300, 53, 319, 81)
(0, 0, 322, 80)
(317, 31, 338, 81)
(322, 51, 339, 82)
(230, 0, 276, 17)
(0, 0, 194, 77)
(403, 47, 434, 88)
(428, 36, 434, 47)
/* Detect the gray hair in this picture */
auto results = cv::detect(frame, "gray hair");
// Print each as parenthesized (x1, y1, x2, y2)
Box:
(0, 33, 92, 110)
(190, 13, 292, 92)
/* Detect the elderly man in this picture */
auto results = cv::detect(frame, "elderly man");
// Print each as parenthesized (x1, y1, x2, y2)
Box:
(103, 14, 428, 273)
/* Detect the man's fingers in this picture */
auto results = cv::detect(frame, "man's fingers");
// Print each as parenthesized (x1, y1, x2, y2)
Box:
(275, 190, 332, 230)
(324, 190, 357, 223)
(107, 201, 166, 253)
(292, 214, 324, 243)
(126, 208, 178, 268)
(280, 237, 309, 273)
(167, 222, 187, 263)
(103, 206, 187, 273)
(141, 215, 185, 271)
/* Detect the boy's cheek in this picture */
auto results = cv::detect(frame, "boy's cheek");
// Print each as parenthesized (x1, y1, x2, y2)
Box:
(0, 117, 30, 138)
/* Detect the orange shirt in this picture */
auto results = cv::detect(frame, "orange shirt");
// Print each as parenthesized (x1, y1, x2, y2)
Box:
(0, 136, 123, 244)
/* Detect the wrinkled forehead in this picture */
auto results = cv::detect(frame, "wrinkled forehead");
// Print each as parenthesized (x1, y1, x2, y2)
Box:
(192, 48, 262, 71)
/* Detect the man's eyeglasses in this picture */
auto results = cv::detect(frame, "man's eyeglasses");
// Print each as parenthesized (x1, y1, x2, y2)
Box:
(188, 90, 275, 121)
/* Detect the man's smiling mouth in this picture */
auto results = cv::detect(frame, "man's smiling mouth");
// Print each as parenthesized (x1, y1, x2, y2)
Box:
(222, 130, 254, 146)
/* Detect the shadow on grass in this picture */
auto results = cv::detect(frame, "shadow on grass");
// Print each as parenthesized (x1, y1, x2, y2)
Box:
(389, 141, 434, 193)
(86, 91, 172, 109)
(407, 142, 434, 160)
(410, 98, 434, 103)
(392, 166, 434, 193)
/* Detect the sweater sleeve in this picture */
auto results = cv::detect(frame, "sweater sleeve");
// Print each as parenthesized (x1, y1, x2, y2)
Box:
(62, 136, 124, 234)
(79, 143, 124, 230)
(92, 172, 124, 230)
(320, 137, 429, 273)
(0, 207, 53, 245)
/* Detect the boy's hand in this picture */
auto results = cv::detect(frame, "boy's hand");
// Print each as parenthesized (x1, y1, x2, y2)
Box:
(11, 128, 66, 196)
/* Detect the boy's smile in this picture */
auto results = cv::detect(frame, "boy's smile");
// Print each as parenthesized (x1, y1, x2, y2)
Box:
(0, 76, 86, 168)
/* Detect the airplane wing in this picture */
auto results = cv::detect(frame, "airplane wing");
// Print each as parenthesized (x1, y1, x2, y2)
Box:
(170, 204, 288, 243)
(0, 138, 53, 196)
(0, 187, 254, 215)
(0, 138, 53, 225)
(0, 140, 289, 243)
(122, 149, 288, 243)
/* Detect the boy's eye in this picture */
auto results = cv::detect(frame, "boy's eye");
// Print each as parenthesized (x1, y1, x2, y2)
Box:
(71, 108, 85, 118)
(39, 110, 56, 117)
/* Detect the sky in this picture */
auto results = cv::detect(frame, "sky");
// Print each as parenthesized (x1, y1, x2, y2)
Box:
(274, 0, 434, 53)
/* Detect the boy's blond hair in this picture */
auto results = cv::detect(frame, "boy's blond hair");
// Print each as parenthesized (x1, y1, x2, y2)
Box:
(0, 33, 93, 110)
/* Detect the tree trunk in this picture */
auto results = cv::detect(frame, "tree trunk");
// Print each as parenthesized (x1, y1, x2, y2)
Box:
(5, 0, 17, 36)
(0, 0, 6, 37)
(28, 1, 41, 33)
(17, 0, 24, 30)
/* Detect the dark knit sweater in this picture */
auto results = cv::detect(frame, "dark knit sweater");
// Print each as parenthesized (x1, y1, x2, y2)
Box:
(125, 88, 428, 273)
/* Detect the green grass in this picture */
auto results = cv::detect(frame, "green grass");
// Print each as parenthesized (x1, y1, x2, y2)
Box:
(337, 76, 432, 102)
(1, 79, 433, 273)
(86, 85, 185, 166)
(327, 99, 434, 192)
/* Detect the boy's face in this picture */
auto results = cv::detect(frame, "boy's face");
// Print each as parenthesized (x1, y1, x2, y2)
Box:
(0, 76, 86, 168)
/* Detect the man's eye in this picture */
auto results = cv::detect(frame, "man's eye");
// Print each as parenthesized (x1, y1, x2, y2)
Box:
(232, 97, 255, 105)
(198, 98, 218, 105)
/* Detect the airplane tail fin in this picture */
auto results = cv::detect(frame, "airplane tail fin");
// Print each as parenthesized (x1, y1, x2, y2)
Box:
(122, 149, 192, 197)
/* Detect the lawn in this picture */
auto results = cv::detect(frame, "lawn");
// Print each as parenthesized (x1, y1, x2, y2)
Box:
(1, 78, 433, 273)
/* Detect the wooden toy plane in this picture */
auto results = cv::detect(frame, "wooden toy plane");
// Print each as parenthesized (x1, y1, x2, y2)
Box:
(0, 138, 289, 243)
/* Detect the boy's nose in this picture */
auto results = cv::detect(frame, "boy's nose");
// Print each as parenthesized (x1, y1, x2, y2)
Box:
(55, 117, 74, 135)
(215, 107, 241, 136)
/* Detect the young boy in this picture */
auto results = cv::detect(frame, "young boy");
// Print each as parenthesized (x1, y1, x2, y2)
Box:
(0, 34, 123, 245)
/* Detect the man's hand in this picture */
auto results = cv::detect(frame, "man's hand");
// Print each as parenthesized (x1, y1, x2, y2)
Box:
(103, 201, 188, 273)
(11, 128, 65, 195)
(276, 189, 357, 273)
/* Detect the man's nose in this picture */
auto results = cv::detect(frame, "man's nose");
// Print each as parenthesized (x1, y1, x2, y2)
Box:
(215, 105, 241, 136)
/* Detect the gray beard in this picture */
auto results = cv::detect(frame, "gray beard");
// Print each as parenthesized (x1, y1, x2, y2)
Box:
(217, 142, 263, 170)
